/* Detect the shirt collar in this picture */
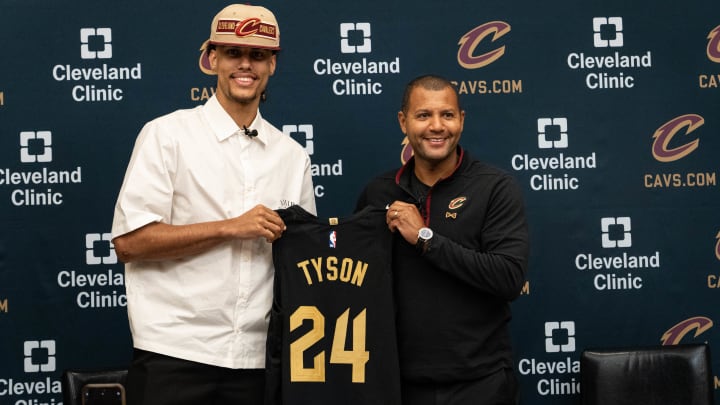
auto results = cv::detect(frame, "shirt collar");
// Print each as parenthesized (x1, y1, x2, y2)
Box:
(395, 146, 466, 186)
(202, 95, 267, 144)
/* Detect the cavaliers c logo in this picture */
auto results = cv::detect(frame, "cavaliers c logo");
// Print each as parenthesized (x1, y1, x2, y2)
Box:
(400, 137, 413, 165)
(235, 18, 263, 37)
(448, 197, 467, 210)
(457, 21, 511, 69)
(651, 114, 704, 162)
(707, 25, 720, 63)
(660, 316, 713, 345)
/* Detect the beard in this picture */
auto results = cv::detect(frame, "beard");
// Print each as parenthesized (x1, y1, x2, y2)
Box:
(228, 88, 261, 105)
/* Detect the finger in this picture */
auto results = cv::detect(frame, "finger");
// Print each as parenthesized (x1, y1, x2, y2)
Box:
(386, 207, 396, 223)
(263, 224, 283, 243)
(264, 220, 284, 239)
(260, 209, 287, 234)
(387, 221, 398, 233)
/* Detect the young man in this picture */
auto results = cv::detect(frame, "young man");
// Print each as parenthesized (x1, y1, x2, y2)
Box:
(111, 4, 316, 404)
(355, 75, 529, 405)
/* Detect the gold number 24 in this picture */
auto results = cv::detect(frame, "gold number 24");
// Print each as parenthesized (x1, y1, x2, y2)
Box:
(289, 306, 370, 383)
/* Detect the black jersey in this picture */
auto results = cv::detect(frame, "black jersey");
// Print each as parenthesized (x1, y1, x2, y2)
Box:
(265, 205, 401, 405)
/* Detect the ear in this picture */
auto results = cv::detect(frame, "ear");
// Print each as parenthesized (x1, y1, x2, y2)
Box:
(398, 111, 407, 134)
(268, 54, 277, 76)
(459, 109, 466, 133)
(208, 48, 218, 73)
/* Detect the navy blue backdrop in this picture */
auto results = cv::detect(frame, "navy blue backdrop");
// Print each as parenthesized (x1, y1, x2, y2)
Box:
(1, 0, 718, 403)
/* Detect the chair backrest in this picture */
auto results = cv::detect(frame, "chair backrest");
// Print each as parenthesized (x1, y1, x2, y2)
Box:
(580, 343, 714, 405)
(62, 368, 128, 405)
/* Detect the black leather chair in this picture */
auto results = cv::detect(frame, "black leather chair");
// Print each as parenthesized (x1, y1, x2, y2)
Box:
(580, 343, 714, 405)
(62, 368, 128, 405)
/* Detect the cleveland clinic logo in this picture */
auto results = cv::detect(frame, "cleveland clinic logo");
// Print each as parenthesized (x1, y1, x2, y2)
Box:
(24, 340, 56, 373)
(601, 217, 632, 249)
(86, 233, 117, 265)
(80, 28, 112, 59)
(4, 131, 82, 207)
(545, 321, 576, 353)
(537, 118, 568, 149)
(574, 216, 660, 292)
(566, 17, 652, 89)
(509, 118, 597, 191)
(283, 125, 314, 155)
(516, 322, 580, 396)
(20, 131, 52, 163)
(312, 22, 400, 96)
(54, 232, 126, 309)
(51, 27, 142, 102)
(340, 23, 371, 54)
(282, 124, 342, 200)
(592, 17, 623, 48)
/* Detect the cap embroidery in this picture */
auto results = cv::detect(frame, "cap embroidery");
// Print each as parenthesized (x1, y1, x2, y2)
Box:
(215, 18, 277, 40)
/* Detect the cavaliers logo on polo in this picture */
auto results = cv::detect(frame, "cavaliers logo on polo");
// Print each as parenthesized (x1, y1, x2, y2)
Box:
(452, 21, 523, 96)
(448, 196, 467, 210)
(445, 196, 467, 219)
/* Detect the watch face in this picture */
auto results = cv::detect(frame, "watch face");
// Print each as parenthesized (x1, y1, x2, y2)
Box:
(419, 227, 433, 240)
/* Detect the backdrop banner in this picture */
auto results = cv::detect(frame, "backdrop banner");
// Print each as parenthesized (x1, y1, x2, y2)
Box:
(1, 1, 718, 403)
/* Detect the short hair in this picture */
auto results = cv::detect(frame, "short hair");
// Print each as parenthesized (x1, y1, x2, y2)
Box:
(400, 74, 461, 113)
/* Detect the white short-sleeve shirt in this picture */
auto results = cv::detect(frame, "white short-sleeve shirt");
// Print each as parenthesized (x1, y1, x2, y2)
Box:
(111, 95, 316, 368)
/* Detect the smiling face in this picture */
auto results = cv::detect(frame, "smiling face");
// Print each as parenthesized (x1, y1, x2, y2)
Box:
(209, 45, 276, 109)
(398, 85, 465, 169)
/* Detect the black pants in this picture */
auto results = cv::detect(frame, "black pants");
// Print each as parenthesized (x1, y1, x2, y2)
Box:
(402, 368, 519, 405)
(126, 349, 265, 405)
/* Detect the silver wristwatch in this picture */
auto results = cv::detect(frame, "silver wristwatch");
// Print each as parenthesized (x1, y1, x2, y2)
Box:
(415, 227, 433, 254)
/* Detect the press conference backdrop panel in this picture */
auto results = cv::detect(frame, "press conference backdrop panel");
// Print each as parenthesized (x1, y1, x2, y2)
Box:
(1, 0, 718, 403)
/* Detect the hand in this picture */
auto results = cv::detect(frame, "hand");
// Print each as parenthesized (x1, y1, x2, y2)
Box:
(386, 201, 425, 245)
(230, 204, 286, 243)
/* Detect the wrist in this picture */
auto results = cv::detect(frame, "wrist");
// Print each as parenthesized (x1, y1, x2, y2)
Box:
(415, 227, 433, 254)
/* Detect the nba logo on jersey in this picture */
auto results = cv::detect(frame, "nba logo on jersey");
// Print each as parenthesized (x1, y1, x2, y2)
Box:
(329, 230, 337, 248)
